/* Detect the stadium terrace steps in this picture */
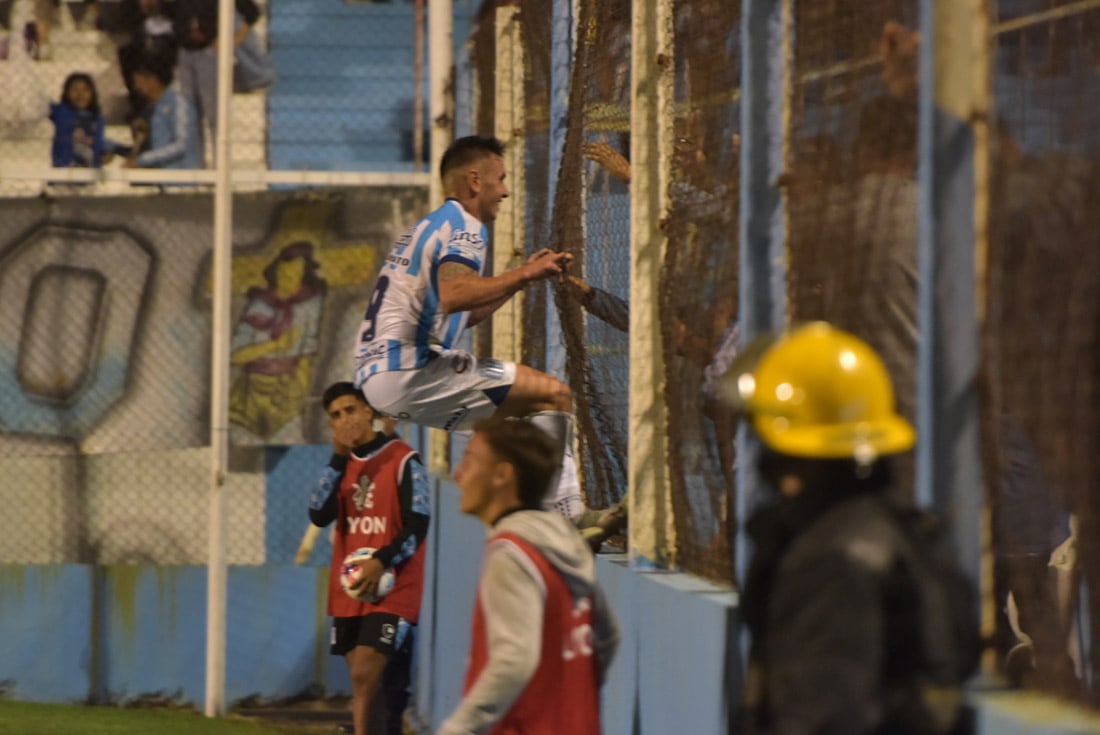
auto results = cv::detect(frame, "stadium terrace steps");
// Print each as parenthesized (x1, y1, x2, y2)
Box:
(0, 25, 269, 192)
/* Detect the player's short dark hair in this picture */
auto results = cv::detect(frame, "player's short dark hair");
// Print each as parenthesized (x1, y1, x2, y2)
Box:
(322, 381, 366, 410)
(473, 417, 559, 507)
(440, 135, 505, 180)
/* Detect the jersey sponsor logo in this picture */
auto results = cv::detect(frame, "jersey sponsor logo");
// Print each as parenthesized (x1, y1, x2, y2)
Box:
(561, 597, 594, 661)
(451, 231, 483, 246)
(357, 341, 389, 363)
(443, 405, 470, 432)
(347, 515, 388, 534)
(477, 359, 505, 381)
(386, 252, 412, 268)
(353, 476, 375, 511)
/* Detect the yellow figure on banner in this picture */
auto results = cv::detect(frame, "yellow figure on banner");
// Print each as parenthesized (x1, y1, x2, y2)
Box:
(229, 240, 327, 440)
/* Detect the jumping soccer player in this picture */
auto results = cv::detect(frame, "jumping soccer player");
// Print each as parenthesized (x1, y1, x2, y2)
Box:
(353, 135, 585, 522)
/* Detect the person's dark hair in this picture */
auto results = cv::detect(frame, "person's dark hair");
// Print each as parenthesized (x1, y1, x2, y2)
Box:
(322, 382, 366, 411)
(440, 135, 505, 180)
(133, 53, 174, 86)
(261, 240, 327, 294)
(855, 94, 917, 165)
(61, 72, 101, 114)
(474, 417, 559, 507)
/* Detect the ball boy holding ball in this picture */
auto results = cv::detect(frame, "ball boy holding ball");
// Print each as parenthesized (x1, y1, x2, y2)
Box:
(309, 382, 431, 735)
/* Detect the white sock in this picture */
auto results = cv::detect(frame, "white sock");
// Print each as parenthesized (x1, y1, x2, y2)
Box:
(550, 452, 585, 522)
(527, 411, 585, 522)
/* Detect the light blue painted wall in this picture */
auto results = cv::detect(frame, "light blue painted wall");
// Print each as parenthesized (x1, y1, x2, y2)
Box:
(417, 477, 483, 727)
(1, 479, 1095, 734)
(0, 565, 93, 703)
(0, 478, 736, 735)
(265, 445, 333, 566)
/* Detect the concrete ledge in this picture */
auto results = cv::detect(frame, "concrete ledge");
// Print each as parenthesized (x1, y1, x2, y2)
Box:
(596, 554, 739, 735)
(971, 689, 1100, 735)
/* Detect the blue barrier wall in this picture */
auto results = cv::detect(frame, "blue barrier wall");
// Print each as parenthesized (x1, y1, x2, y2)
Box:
(399, 478, 740, 735)
(0, 477, 737, 735)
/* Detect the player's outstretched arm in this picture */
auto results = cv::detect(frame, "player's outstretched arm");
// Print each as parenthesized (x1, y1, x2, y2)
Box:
(438, 249, 573, 315)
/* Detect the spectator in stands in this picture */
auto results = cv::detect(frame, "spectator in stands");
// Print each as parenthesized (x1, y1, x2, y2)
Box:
(440, 417, 619, 735)
(172, 0, 262, 165)
(576, 130, 741, 551)
(122, 55, 202, 169)
(563, 275, 629, 334)
(0, 0, 11, 59)
(49, 72, 107, 167)
(116, 0, 177, 123)
(26, 0, 53, 59)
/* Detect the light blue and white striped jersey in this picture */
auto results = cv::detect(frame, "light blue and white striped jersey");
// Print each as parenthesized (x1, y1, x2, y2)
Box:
(354, 198, 488, 376)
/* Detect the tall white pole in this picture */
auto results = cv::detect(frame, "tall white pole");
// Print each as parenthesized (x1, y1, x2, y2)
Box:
(205, 0, 235, 716)
(427, 0, 453, 475)
(428, 0, 453, 207)
(414, 0, 426, 170)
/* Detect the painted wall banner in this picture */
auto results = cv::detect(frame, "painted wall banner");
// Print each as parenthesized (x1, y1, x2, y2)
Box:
(0, 188, 426, 455)
(0, 188, 426, 565)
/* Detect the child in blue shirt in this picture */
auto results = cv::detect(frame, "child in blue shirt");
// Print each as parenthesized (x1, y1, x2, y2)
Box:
(49, 72, 107, 167)
(123, 56, 202, 170)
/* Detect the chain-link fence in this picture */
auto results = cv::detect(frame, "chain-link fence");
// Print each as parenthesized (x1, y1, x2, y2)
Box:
(0, 0, 453, 572)
(470, 0, 633, 517)
(661, 0, 739, 582)
(0, 0, 436, 198)
(5, 0, 1100, 713)
(469, 0, 736, 582)
(464, 0, 1100, 707)
(982, 0, 1100, 705)
(0, 188, 427, 567)
(787, 0, 920, 500)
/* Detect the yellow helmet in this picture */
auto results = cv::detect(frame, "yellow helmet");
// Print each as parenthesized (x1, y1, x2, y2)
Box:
(723, 322, 915, 461)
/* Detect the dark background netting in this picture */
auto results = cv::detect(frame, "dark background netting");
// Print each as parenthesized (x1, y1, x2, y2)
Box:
(548, 0, 631, 512)
(786, 1, 920, 500)
(983, 0, 1100, 705)
(660, 0, 740, 582)
(518, 0, 552, 373)
(470, 4, 498, 362)
(465, 0, 1100, 645)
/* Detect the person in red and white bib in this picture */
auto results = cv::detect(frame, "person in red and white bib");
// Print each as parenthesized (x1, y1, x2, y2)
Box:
(440, 417, 620, 735)
(309, 382, 430, 735)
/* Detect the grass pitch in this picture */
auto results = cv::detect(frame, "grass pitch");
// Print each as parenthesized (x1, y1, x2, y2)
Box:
(0, 700, 325, 735)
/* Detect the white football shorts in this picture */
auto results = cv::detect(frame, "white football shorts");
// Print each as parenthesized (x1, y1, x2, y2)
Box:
(358, 349, 517, 432)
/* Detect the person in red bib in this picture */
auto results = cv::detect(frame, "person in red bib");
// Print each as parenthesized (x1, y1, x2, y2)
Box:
(309, 382, 430, 735)
(439, 417, 620, 735)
